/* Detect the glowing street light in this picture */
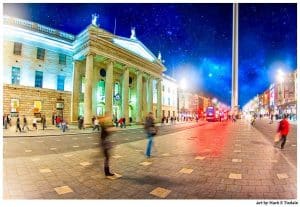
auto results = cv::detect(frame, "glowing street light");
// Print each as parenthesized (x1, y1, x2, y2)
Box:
(212, 98, 218, 104)
(276, 69, 285, 83)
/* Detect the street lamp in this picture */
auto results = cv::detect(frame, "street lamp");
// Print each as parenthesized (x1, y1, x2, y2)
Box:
(276, 69, 285, 105)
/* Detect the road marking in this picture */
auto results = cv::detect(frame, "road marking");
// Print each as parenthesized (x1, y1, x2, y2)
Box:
(162, 153, 170, 156)
(140, 161, 152, 166)
(93, 143, 99, 145)
(195, 156, 205, 160)
(135, 149, 143, 152)
(39, 168, 52, 173)
(56, 139, 61, 142)
(73, 145, 79, 148)
(64, 154, 73, 157)
(232, 159, 242, 163)
(291, 145, 296, 147)
(87, 137, 92, 139)
(80, 162, 92, 166)
(179, 168, 193, 174)
(25, 150, 32, 153)
(36, 140, 44, 143)
(112, 155, 123, 159)
(150, 187, 171, 198)
(277, 173, 289, 179)
(50, 148, 56, 150)
(54, 186, 73, 195)
(31, 157, 40, 162)
(229, 173, 242, 179)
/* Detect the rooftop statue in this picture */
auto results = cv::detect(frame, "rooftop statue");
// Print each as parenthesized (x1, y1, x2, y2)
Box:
(130, 27, 136, 39)
(158, 51, 162, 61)
(92, 13, 99, 26)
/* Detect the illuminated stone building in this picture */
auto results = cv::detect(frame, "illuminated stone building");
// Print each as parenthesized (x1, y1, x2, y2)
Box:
(3, 16, 168, 125)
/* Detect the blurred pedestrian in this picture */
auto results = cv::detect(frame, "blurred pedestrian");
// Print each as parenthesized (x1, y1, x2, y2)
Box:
(6, 115, 11, 127)
(32, 117, 38, 131)
(92, 116, 96, 128)
(123, 117, 126, 128)
(93, 117, 100, 131)
(61, 119, 67, 132)
(16, 115, 22, 132)
(52, 114, 55, 125)
(99, 116, 115, 177)
(22, 115, 29, 132)
(41, 115, 46, 130)
(3, 114, 7, 129)
(145, 112, 157, 158)
(274, 114, 290, 149)
(118, 118, 123, 128)
(78, 116, 84, 130)
(269, 112, 274, 124)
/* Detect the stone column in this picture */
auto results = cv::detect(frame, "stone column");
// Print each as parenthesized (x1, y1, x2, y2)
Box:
(121, 67, 129, 122)
(71, 60, 80, 122)
(105, 60, 114, 120)
(147, 77, 153, 114)
(84, 53, 94, 126)
(157, 78, 162, 121)
(92, 65, 98, 116)
(136, 71, 143, 123)
(142, 77, 147, 120)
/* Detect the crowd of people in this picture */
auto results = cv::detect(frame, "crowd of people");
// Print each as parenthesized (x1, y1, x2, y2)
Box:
(3, 114, 68, 132)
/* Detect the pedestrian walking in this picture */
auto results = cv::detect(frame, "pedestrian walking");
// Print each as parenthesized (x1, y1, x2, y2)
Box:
(6, 115, 11, 127)
(41, 115, 46, 130)
(22, 115, 29, 132)
(99, 116, 115, 177)
(61, 119, 67, 132)
(123, 117, 126, 128)
(78, 116, 84, 130)
(269, 112, 274, 124)
(3, 114, 8, 129)
(118, 118, 123, 128)
(92, 116, 96, 128)
(145, 112, 157, 158)
(93, 118, 100, 131)
(32, 117, 38, 131)
(274, 114, 290, 149)
(16, 115, 22, 132)
(52, 114, 55, 125)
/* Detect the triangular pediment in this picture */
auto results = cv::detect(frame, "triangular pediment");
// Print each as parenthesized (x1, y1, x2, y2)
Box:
(112, 37, 158, 62)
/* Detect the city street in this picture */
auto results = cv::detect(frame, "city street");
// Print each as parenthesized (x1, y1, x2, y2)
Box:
(3, 119, 297, 199)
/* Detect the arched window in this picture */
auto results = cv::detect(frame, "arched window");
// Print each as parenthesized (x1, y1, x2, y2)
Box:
(114, 82, 120, 95)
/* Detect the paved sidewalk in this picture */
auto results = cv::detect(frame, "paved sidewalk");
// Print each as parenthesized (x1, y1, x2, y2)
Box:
(3, 119, 297, 199)
(3, 121, 202, 138)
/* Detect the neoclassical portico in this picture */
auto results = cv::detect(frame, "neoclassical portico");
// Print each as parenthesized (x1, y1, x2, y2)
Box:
(71, 25, 165, 126)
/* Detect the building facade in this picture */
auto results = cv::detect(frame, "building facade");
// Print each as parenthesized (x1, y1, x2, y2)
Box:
(3, 16, 167, 125)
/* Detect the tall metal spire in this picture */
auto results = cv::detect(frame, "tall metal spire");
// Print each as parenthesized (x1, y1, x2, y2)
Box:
(231, 3, 239, 110)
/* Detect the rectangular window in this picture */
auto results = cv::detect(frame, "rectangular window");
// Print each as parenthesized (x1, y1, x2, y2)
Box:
(57, 75, 65, 91)
(37, 47, 45, 60)
(33, 101, 42, 113)
(35, 71, 43, 88)
(13, 42, 22, 55)
(59, 54, 66, 65)
(11, 99, 20, 113)
(11, 67, 20, 85)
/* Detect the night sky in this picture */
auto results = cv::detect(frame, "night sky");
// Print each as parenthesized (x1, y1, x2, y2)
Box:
(3, 3, 297, 107)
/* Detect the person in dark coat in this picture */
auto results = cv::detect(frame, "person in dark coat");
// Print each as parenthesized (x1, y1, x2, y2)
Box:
(41, 115, 46, 130)
(16, 115, 22, 132)
(99, 116, 115, 177)
(22, 115, 29, 132)
(145, 112, 157, 158)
